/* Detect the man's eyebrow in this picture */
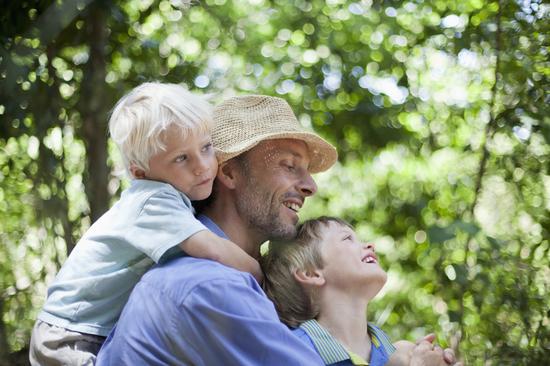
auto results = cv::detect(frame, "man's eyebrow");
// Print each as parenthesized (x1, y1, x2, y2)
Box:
(277, 149, 304, 160)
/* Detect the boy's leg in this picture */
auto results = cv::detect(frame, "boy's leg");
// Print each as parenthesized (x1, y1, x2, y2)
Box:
(29, 320, 106, 366)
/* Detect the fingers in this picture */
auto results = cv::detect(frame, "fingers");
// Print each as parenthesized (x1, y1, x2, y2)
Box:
(411, 342, 447, 366)
(417, 333, 436, 344)
(414, 340, 435, 352)
(443, 348, 456, 364)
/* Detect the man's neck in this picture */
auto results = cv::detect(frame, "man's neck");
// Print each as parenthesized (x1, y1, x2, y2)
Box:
(201, 202, 263, 259)
(316, 288, 372, 361)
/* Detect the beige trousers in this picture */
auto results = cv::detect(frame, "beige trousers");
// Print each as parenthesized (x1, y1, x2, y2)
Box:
(29, 320, 105, 366)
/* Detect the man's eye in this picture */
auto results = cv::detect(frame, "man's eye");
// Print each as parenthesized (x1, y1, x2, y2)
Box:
(175, 155, 187, 162)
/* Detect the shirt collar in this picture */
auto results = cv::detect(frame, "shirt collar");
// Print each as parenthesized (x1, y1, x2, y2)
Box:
(196, 214, 229, 240)
(298, 319, 396, 365)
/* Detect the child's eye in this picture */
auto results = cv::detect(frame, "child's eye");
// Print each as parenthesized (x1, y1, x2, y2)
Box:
(175, 154, 187, 163)
(284, 163, 295, 172)
(343, 235, 353, 241)
(202, 142, 213, 152)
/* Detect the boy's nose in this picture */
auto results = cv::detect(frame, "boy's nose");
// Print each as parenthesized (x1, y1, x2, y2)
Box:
(194, 157, 210, 175)
(364, 242, 376, 251)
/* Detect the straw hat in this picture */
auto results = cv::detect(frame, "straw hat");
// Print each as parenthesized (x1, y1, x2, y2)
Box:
(212, 95, 337, 173)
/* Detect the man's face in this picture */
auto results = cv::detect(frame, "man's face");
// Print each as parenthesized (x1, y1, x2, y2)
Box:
(232, 139, 318, 241)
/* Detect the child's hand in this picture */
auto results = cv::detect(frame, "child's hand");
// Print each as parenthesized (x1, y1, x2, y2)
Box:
(250, 260, 264, 284)
(387, 340, 415, 366)
(414, 334, 460, 366)
(410, 340, 447, 366)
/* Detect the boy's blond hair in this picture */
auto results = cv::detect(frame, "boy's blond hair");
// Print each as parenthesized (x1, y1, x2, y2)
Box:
(109, 82, 213, 175)
(262, 216, 352, 327)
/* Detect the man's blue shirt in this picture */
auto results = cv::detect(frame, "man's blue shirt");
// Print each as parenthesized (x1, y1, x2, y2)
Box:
(96, 215, 324, 365)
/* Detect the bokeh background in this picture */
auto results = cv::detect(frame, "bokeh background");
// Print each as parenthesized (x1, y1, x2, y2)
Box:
(1, 0, 549, 364)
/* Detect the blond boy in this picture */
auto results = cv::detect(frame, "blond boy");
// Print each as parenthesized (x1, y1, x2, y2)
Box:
(263, 216, 449, 366)
(30, 82, 261, 365)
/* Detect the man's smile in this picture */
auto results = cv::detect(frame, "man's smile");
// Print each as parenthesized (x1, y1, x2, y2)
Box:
(283, 201, 302, 213)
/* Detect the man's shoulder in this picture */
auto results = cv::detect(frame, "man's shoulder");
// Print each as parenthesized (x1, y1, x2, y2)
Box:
(139, 257, 256, 300)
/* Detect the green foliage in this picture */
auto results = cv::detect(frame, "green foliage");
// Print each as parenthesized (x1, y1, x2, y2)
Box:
(1, 0, 549, 364)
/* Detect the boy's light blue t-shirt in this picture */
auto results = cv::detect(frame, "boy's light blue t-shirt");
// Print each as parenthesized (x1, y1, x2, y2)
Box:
(38, 179, 206, 337)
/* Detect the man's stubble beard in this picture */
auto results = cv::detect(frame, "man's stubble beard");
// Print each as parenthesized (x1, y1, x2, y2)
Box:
(235, 169, 297, 242)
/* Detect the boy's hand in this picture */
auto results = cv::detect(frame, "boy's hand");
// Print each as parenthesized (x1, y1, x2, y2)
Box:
(410, 340, 447, 366)
(387, 340, 415, 366)
(415, 334, 461, 366)
(250, 260, 264, 284)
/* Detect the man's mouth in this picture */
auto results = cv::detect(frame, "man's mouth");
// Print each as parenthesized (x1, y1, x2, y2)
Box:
(283, 201, 302, 213)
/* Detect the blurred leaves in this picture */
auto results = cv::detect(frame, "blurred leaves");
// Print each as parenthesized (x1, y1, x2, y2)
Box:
(1, 0, 549, 364)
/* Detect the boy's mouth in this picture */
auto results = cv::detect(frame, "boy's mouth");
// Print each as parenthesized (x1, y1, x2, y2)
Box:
(197, 177, 213, 186)
(362, 253, 378, 264)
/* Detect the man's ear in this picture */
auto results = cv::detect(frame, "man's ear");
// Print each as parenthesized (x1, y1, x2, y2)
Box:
(294, 268, 325, 287)
(216, 160, 239, 189)
(129, 164, 146, 179)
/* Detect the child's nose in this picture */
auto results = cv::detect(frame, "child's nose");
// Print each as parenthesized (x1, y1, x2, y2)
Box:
(364, 242, 376, 251)
(194, 156, 210, 175)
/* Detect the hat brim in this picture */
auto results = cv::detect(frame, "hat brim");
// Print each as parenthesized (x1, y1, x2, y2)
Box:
(216, 131, 337, 174)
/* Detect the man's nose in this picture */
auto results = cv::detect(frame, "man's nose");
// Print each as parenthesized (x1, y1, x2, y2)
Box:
(298, 172, 317, 196)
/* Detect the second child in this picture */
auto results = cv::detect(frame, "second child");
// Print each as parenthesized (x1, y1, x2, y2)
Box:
(262, 216, 450, 366)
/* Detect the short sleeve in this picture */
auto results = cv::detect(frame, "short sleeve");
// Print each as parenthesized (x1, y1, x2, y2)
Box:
(129, 188, 206, 263)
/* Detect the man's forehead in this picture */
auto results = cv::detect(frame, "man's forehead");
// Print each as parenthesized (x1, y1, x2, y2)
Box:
(251, 139, 310, 158)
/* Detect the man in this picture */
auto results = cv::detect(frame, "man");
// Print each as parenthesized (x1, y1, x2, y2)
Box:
(96, 95, 336, 365)
(97, 95, 456, 365)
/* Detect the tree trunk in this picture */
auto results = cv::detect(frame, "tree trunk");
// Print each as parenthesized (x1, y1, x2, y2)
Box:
(0, 298, 10, 365)
(80, 1, 110, 223)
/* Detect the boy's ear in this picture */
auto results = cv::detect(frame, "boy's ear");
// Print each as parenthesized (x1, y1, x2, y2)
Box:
(129, 164, 146, 179)
(216, 161, 239, 189)
(294, 268, 325, 287)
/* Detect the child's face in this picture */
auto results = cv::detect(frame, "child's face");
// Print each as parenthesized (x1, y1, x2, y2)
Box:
(145, 126, 218, 200)
(318, 221, 387, 297)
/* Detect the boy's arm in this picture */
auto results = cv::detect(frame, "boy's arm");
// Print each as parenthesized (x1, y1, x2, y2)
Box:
(179, 230, 263, 283)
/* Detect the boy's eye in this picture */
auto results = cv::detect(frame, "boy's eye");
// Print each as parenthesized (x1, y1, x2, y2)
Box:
(202, 142, 213, 152)
(175, 154, 187, 163)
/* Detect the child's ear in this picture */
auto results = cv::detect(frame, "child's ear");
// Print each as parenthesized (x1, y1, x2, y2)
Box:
(129, 164, 146, 179)
(294, 268, 325, 287)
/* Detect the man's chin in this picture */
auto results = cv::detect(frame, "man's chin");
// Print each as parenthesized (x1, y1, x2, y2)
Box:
(268, 222, 297, 241)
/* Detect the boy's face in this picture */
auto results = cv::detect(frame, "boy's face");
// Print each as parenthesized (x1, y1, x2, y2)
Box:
(318, 221, 387, 298)
(144, 126, 218, 200)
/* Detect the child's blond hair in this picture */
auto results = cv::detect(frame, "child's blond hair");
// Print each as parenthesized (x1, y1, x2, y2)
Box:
(262, 216, 352, 327)
(109, 82, 213, 175)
